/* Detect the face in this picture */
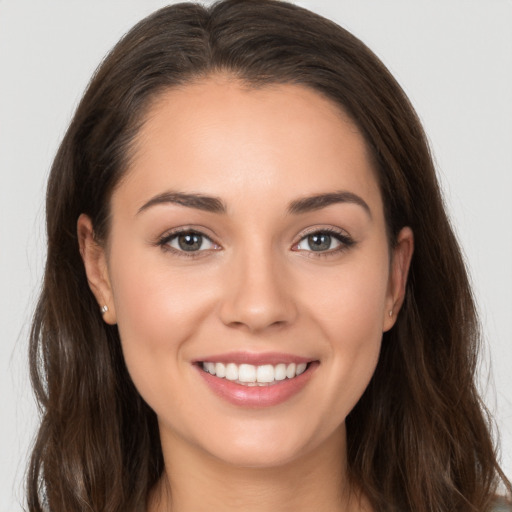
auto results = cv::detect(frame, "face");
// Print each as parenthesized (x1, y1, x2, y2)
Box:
(79, 77, 412, 469)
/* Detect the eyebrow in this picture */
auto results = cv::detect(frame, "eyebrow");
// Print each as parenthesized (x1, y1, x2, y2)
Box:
(287, 191, 372, 218)
(137, 191, 226, 215)
(137, 190, 371, 218)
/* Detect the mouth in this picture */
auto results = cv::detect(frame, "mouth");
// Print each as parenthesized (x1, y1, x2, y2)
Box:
(194, 355, 319, 407)
(198, 361, 310, 386)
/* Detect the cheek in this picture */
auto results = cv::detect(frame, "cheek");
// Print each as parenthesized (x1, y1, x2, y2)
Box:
(300, 253, 388, 413)
(107, 242, 217, 401)
(304, 251, 390, 339)
(109, 232, 217, 336)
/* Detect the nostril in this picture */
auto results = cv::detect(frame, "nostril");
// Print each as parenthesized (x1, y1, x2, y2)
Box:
(217, 268, 298, 332)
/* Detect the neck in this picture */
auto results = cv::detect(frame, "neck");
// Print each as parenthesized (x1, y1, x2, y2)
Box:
(148, 425, 371, 512)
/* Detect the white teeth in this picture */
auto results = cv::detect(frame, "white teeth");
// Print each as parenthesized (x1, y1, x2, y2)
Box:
(286, 363, 296, 379)
(296, 363, 307, 376)
(225, 363, 238, 381)
(201, 361, 310, 384)
(274, 363, 287, 381)
(256, 364, 275, 383)
(238, 364, 256, 383)
(215, 362, 226, 378)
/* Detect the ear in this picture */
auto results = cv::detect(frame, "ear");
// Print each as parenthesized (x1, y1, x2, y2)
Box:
(77, 214, 117, 325)
(383, 226, 414, 332)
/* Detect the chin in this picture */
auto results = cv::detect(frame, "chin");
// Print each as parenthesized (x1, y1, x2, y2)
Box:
(197, 421, 337, 470)
(210, 442, 305, 469)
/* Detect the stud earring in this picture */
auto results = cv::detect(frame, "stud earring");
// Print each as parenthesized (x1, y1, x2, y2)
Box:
(388, 309, 393, 317)
(101, 305, 109, 315)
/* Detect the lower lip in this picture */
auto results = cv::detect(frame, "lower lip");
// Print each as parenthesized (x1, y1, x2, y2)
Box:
(196, 362, 318, 408)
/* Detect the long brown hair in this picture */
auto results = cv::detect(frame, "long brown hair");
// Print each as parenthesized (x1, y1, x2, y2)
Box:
(28, 1, 511, 511)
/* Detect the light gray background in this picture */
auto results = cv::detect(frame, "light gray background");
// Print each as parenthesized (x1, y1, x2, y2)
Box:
(1, 1, 511, 510)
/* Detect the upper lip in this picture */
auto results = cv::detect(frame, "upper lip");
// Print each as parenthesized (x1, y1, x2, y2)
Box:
(193, 351, 315, 366)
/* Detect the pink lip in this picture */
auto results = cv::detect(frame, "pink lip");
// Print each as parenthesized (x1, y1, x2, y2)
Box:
(193, 351, 313, 366)
(194, 359, 319, 408)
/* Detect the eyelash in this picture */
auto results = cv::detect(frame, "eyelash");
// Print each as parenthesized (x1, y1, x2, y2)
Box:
(292, 227, 356, 258)
(156, 227, 220, 259)
(156, 227, 356, 259)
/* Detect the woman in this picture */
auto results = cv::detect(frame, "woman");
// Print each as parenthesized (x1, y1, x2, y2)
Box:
(27, 1, 511, 511)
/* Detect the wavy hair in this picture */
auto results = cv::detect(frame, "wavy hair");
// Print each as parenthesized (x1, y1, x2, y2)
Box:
(28, 1, 511, 511)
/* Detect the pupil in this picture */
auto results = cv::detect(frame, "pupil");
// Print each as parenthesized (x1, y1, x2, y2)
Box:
(308, 233, 331, 251)
(178, 233, 202, 251)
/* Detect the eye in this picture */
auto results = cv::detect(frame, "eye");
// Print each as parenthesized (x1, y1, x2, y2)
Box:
(296, 232, 340, 252)
(161, 230, 218, 253)
(294, 229, 354, 254)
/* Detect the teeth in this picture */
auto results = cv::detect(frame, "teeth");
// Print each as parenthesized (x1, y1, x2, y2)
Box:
(256, 364, 274, 383)
(239, 364, 256, 383)
(296, 363, 307, 375)
(201, 361, 309, 384)
(215, 362, 226, 378)
(274, 363, 287, 381)
(225, 363, 238, 381)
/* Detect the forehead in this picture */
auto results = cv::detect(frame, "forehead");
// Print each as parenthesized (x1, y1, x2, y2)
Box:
(116, 77, 383, 217)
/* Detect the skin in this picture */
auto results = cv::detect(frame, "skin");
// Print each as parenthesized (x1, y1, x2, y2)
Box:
(78, 76, 413, 512)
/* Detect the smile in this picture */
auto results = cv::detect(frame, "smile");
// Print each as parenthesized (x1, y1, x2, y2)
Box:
(201, 362, 308, 386)
(195, 355, 319, 407)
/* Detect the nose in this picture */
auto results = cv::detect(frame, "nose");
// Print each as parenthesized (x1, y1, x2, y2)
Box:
(218, 243, 298, 333)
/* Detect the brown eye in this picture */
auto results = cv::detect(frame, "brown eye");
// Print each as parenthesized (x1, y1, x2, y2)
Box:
(307, 233, 333, 251)
(296, 232, 341, 252)
(166, 231, 216, 252)
(177, 233, 203, 251)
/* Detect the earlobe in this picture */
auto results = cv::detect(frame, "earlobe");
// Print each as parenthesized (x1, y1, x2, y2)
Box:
(383, 226, 414, 332)
(77, 214, 117, 324)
